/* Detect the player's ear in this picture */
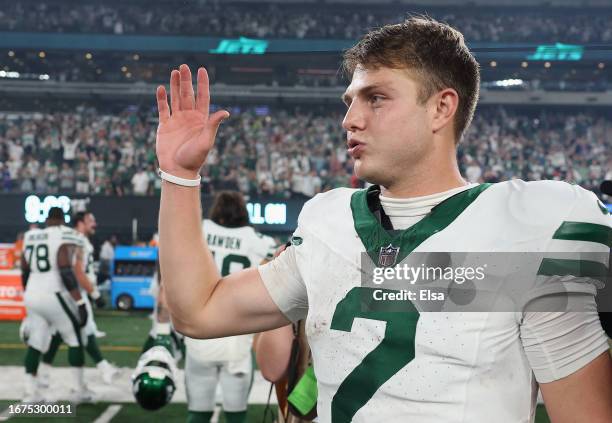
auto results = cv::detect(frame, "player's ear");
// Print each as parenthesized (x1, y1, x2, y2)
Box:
(430, 88, 459, 135)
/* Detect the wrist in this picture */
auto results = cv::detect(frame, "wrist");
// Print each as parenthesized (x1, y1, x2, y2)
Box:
(158, 168, 201, 187)
(158, 165, 200, 180)
(76, 298, 86, 306)
(91, 289, 100, 300)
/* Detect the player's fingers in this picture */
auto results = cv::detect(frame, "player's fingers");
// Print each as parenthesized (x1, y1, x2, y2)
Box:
(170, 69, 180, 113)
(195, 67, 210, 115)
(156, 86, 170, 123)
(205, 110, 230, 144)
(179, 64, 195, 110)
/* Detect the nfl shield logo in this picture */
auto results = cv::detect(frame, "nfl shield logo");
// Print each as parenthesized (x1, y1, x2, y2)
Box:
(378, 244, 400, 267)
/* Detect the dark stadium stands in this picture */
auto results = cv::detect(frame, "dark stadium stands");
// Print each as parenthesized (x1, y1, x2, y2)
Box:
(1, 0, 611, 43)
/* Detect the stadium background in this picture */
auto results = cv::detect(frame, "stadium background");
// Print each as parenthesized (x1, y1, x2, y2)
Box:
(0, 0, 611, 421)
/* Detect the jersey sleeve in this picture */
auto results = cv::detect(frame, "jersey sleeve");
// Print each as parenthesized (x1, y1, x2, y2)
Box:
(521, 185, 611, 304)
(61, 228, 84, 247)
(257, 227, 309, 323)
(519, 298, 609, 383)
(519, 184, 611, 383)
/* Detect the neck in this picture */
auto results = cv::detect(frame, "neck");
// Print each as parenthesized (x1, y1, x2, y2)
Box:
(380, 150, 467, 199)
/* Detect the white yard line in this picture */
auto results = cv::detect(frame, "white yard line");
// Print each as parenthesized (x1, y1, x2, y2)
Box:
(210, 405, 222, 423)
(93, 404, 122, 423)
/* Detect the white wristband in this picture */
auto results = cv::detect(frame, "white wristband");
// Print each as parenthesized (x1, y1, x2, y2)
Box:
(76, 298, 86, 306)
(158, 168, 201, 187)
(91, 289, 100, 300)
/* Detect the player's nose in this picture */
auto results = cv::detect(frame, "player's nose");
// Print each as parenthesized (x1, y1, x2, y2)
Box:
(342, 102, 366, 133)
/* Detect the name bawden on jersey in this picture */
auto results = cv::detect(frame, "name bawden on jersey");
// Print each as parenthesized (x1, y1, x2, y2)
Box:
(206, 234, 242, 250)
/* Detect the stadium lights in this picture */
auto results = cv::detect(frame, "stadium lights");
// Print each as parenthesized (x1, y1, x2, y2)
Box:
(0, 70, 20, 78)
(0, 70, 48, 80)
(493, 79, 524, 87)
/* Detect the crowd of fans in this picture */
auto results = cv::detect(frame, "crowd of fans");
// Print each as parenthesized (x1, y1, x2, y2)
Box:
(1, 0, 611, 43)
(0, 105, 609, 200)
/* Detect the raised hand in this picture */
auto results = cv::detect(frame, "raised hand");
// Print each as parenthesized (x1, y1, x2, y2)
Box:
(156, 64, 229, 179)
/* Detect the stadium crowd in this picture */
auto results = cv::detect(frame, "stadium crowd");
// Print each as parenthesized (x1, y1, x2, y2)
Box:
(1, 0, 611, 43)
(0, 106, 609, 200)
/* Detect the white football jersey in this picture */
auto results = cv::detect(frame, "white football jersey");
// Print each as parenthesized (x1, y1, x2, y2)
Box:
(77, 232, 96, 284)
(185, 219, 276, 362)
(23, 225, 83, 293)
(259, 180, 611, 423)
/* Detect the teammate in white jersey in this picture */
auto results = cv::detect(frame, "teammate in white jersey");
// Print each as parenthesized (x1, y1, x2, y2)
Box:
(38, 211, 118, 385)
(184, 191, 275, 423)
(154, 17, 612, 423)
(20, 207, 91, 403)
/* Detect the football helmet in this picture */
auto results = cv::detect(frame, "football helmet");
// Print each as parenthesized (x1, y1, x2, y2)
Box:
(132, 339, 177, 410)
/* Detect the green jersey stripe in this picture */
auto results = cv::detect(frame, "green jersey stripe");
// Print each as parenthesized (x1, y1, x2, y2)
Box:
(351, 184, 492, 265)
(537, 258, 609, 285)
(552, 221, 612, 248)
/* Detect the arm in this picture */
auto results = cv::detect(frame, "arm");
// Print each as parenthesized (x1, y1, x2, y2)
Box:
(74, 247, 95, 294)
(74, 247, 105, 307)
(58, 244, 88, 326)
(154, 260, 170, 324)
(57, 244, 83, 302)
(540, 352, 612, 422)
(20, 254, 30, 289)
(254, 324, 294, 383)
(157, 64, 289, 338)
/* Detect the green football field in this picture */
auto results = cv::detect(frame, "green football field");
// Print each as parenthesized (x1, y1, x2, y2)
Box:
(0, 310, 553, 422)
(0, 309, 151, 368)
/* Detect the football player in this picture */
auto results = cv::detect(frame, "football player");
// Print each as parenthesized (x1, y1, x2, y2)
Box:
(184, 191, 275, 423)
(21, 207, 92, 403)
(38, 211, 118, 385)
(155, 18, 612, 423)
(132, 260, 179, 411)
(141, 258, 184, 359)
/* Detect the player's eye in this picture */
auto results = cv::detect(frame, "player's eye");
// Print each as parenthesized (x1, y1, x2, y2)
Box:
(369, 95, 384, 105)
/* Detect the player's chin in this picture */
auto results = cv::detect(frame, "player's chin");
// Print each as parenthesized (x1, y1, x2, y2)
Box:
(355, 160, 389, 187)
(353, 159, 374, 183)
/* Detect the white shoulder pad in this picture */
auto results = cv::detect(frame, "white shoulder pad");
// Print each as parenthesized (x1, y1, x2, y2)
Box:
(297, 187, 357, 228)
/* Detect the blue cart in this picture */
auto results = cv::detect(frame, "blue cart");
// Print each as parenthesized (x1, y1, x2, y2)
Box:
(110, 246, 157, 310)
